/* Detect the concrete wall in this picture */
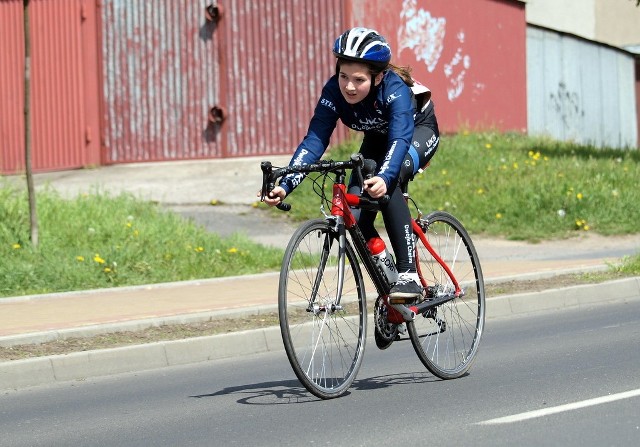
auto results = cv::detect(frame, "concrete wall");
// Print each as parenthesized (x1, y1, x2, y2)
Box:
(526, 0, 640, 48)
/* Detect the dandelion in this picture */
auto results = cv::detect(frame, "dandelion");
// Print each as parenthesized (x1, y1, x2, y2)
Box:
(76, 256, 85, 262)
(210, 199, 219, 206)
(104, 267, 112, 273)
(133, 230, 139, 237)
(126, 222, 133, 228)
(12, 243, 21, 250)
(512, 162, 519, 169)
(557, 209, 566, 218)
(195, 246, 204, 253)
(227, 247, 238, 254)
(93, 254, 105, 264)
(495, 213, 502, 219)
(441, 169, 448, 176)
(476, 188, 485, 195)
(576, 193, 583, 200)
(575, 219, 589, 231)
(485, 143, 492, 149)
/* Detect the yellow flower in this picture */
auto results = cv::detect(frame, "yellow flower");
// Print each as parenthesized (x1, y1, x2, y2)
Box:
(441, 169, 447, 176)
(126, 222, 132, 228)
(476, 188, 485, 195)
(462, 130, 469, 136)
(495, 213, 503, 219)
(104, 267, 111, 273)
(485, 143, 492, 149)
(93, 254, 105, 264)
(512, 162, 519, 169)
(252, 201, 259, 208)
(576, 193, 583, 200)
(195, 246, 204, 252)
(227, 247, 238, 254)
(12, 243, 21, 250)
(76, 256, 85, 262)
(210, 199, 219, 206)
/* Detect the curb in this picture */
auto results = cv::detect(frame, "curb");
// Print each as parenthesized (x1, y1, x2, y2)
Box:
(1, 277, 639, 391)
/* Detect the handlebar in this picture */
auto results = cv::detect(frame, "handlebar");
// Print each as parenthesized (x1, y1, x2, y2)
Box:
(260, 153, 388, 212)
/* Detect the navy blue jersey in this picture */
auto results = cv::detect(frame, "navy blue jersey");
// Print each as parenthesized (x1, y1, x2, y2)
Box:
(279, 70, 415, 195)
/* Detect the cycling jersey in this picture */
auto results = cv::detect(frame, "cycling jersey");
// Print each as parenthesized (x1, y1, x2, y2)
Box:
(279, 70, 415, 195)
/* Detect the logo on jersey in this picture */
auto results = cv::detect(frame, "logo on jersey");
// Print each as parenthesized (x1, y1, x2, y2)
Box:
(320, 98, 336, 112)
(386, 92, 402, 103)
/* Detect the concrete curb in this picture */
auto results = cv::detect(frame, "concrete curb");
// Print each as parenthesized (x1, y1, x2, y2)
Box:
(1, 277, 639, 391)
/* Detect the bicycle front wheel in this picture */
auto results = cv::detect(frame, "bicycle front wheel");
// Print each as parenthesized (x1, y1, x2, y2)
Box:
(279, 219, 367, 399)
(407, 211, 485, 379)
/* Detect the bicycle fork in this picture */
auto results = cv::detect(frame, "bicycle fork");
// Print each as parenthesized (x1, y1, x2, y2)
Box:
(307, 217, 348, 315)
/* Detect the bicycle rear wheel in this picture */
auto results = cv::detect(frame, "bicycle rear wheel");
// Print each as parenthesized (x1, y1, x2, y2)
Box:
(407, 211, 485, 379)
(279, 218, 367, 399)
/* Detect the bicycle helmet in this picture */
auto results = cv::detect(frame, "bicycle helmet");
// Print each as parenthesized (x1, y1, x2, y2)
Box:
(333, 27, 391, 70)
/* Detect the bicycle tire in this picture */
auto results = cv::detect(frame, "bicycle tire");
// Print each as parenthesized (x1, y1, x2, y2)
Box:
(407, 211, 485, 379)
(279, 218, 367, 399)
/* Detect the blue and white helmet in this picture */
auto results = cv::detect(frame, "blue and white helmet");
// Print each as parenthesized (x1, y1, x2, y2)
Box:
(333, 27, 391, 70)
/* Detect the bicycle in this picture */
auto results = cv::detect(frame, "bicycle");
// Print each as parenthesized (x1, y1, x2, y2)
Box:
(260, 153, 485, 399)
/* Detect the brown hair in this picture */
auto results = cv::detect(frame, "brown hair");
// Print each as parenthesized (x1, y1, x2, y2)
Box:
(388, 63, 414, 87)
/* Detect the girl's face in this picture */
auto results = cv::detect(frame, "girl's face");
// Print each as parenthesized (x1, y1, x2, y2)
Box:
(338, 62, 382, 104)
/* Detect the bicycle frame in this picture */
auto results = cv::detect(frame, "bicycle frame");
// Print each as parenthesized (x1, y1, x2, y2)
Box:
(261, 156, 462, 320)
(329, 171, 463, 323)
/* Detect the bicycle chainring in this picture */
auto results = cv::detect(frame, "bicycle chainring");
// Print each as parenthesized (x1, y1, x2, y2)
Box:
(374, 296, 398, 350)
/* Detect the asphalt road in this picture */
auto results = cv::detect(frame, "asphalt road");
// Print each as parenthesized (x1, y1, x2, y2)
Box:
(1, 298, 639, 446)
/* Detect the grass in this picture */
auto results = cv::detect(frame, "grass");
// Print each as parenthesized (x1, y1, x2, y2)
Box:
(0, 189, 285, 298)
(277, 132, 640, 241)
(1, 132, 639, 299)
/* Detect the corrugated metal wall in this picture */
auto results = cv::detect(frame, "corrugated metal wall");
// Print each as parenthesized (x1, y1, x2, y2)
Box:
(101, 0, 348, 163)
(527, 26, 638, 148)
(0, 0, 101, 174)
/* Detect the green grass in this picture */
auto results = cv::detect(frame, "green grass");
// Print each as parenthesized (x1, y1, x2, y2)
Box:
(1, 132, 639, 298)
(0, 189, 284, 298)
(277, 132, 640, 241)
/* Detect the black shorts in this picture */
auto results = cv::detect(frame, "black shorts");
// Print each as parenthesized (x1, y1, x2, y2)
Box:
(355, 101, 440, 187)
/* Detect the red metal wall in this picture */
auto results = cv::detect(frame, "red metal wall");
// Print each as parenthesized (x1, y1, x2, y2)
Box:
(101, 0, 349, 163)
(351, 0, 527, 133)
(1, 0, 529, 174)
(0, 0, 101, 174)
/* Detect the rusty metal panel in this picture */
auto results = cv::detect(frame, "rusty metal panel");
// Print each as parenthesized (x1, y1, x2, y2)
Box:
(351, 0, 528, 133)
(101, 0, 348, 163)
(101, 0, 222, 163)
(220, 0, 349, 158)
(0, 0, 97, 175)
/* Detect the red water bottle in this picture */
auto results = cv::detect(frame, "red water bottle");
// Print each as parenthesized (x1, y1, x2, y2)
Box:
(367, 237, 399, 284)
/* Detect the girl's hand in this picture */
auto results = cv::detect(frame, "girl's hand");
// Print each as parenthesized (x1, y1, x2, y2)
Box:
(259, 186, 286, 207)
(363, 176, 387, 199)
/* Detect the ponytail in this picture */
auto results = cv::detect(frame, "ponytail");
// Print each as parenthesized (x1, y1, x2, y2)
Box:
(388, 63, 414, 87)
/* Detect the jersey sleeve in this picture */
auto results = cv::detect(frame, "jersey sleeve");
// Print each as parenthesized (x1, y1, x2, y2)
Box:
(279, 78, 340, 195)
(377, 78, 415, 188)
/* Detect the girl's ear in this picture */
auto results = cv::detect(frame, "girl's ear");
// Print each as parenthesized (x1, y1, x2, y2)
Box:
(374, 71, 384, 86)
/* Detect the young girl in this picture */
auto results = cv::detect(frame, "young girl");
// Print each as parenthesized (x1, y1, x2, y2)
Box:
(262, 27, 440, 299)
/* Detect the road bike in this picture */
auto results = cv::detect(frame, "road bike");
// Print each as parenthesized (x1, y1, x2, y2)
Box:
(260, 153, 485, 399)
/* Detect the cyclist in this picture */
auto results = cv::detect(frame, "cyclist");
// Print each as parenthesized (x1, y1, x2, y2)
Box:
(262, 27, 440, 299)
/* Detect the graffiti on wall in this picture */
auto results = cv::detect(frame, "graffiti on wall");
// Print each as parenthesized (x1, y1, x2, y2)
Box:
(397, 0, 472, 102)
(549, 82, 584, 130)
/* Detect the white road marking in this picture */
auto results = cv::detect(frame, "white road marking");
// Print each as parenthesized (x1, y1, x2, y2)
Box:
(478, 389, 640, 425)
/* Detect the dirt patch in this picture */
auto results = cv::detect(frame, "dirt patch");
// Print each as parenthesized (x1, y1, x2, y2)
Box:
(0, 271, 634, 362)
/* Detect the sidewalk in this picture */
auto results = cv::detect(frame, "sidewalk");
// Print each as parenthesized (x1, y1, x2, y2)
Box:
(1, 158, 640, 390)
